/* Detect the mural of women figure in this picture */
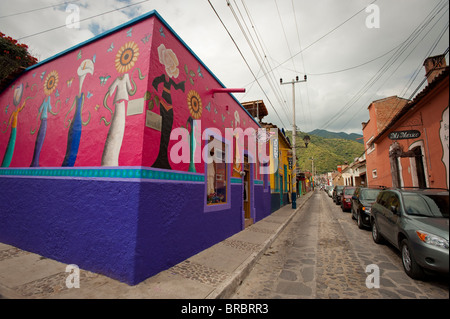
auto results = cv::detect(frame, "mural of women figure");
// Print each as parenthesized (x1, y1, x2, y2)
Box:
(1, 83, 34, 167)
(101, 41, 144, 166)
(62, 59, 94, 166)
(151, 44, 185, 169)
(30, 71, 59, 167)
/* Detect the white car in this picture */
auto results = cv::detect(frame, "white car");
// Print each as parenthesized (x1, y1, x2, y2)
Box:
(326, 186, 334, 197)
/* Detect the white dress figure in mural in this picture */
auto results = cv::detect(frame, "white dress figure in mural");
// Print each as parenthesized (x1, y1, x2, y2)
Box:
(102, 73, 132, 166)
(101, 41, 143, 166)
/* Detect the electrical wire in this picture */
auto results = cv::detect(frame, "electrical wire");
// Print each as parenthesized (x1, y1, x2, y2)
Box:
(340, 14, 449, 130)
(239, 0, 292, 122)
(264, 0, 379, 82)
(291, 0, 313, 132)
(207, 0, 288, 128)
(241, 0, 378, 89)
(0, 0, 81, 19)
(16, 0, 151, 40)
(227, 0, 292, 126)
(319, 0, 448, 131)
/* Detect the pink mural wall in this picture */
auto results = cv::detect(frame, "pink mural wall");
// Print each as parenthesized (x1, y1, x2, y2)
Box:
(0, 13, 261, 175)
(1, 18, 152, 168)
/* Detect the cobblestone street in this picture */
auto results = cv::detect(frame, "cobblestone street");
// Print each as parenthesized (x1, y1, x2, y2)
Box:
(232, 190, 449, 299)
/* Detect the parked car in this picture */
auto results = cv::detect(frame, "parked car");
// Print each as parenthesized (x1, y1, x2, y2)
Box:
(332, 185, 345, 205)
(341, 186, 356, 212)
(371, 188, 449, 279)
(326, 185, 334, 197)
(351, 187, 382, 229)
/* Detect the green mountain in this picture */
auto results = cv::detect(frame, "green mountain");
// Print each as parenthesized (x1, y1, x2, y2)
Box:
(308, 129, 364, 144)
(285, 130, 365, 174)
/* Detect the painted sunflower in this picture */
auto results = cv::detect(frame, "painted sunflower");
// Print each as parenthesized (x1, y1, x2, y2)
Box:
(187, 90, 202, 119)
(44, 71, 59, 96)
(115, 41, 140, 74)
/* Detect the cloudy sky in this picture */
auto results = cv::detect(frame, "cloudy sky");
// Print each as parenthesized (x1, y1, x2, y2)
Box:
(1, 0, 449, 135)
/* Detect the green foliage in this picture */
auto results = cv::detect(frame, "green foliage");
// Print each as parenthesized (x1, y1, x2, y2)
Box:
(308, 129, 364, 144)
(285, 130, 365, 174)
(0, 32, 38, 85)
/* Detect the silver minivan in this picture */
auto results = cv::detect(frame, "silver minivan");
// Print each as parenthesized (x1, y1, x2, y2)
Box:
(371, 188, 449, 279)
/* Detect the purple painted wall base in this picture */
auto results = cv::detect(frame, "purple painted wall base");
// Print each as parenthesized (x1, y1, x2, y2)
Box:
(0, 174, 270, 285)
(0, 176, 139, 284)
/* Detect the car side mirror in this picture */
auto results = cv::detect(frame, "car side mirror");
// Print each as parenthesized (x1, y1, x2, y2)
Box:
(390, 205, 398, 215)
(352, 195, 357, 200)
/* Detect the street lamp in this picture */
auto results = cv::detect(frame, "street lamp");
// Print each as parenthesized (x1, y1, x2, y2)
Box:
(303, 135, 310, 148)
(296, 135, 310, 148)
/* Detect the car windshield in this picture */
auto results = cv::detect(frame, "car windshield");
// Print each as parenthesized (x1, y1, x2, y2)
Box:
(403, 194, 449, 218)
(344, 188, 355, 195)
(361, 189, 381, 201)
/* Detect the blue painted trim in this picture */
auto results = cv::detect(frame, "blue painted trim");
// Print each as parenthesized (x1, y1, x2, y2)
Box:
(0, 166, 204, 182)
(230, 177, 242, 184)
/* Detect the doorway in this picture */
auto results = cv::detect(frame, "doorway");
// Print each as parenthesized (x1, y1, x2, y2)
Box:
(412, 146, 427, 188)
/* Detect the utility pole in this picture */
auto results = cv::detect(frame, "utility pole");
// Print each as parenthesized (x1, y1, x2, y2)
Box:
(280, 75, 307, 209)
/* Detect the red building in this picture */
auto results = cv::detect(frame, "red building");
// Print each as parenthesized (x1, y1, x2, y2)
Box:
(363, 54, 449, 190)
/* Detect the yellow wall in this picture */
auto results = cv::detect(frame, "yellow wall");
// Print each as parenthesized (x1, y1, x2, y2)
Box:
(270, 129, 292, 195)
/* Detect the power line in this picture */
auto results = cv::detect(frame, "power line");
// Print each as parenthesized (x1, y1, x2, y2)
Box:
(238, 0, 292, 122)
(207, 0, 288, 128)
(343, 3, 449, 131)
(291, 0, 313, 132)
(319, 0, 448, 131)
(340, 12, 449, 131)
(227, 0, 292, 126)
(269, 0, 379, 79)
(241, 0, 378, 88)
(17, 0, 151, 41)
(231, 0, 292, 123)
(0, 0, 81, 19)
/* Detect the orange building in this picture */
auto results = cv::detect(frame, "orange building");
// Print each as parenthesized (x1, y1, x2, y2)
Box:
(362, 55, 449, 190)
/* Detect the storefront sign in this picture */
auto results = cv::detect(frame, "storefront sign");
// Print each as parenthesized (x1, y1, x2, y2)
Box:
(388, 130, 421, 140)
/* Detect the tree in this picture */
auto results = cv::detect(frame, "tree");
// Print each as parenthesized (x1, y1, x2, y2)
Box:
(0, 32, 38, 90)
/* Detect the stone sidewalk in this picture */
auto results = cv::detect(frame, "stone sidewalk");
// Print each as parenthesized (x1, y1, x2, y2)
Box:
(0, 192, 313, 299)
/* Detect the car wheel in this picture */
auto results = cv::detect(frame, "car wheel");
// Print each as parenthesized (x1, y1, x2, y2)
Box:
(400, 239, 425, 280)
(351, 207, 356, 220)
(357, 213, 364, 229)
(371, 219, 384, 244)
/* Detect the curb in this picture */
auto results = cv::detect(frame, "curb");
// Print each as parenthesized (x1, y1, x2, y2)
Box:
(206, 192, 314, 299)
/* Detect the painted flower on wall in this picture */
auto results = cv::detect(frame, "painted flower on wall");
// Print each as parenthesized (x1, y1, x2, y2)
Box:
(115, 41, 140, 74)
(158, 44, 179, 78)
(43, 71, 59, 96)
(187, 90, 202, 120)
